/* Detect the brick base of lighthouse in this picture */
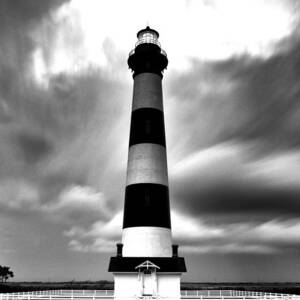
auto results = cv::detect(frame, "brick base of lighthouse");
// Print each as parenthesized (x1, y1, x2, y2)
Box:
(109, 256, 186, 299)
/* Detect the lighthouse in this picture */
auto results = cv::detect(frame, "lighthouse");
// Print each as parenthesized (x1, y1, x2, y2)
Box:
(108, 26, 186, 299)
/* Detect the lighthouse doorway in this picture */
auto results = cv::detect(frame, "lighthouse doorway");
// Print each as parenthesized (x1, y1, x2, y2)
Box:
(143, 271, 154, 295)
(136, 260, 160, 297)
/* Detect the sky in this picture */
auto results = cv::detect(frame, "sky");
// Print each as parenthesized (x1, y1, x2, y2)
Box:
(0, 0, 300, 282)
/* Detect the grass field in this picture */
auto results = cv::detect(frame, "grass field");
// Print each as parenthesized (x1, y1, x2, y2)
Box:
(1, 282, 300, 295)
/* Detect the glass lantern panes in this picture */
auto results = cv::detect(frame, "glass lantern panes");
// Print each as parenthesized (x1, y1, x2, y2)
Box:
(136, 30, 161, 47)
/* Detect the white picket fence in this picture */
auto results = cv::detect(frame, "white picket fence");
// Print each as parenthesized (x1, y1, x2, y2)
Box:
(0, 289, 299, 300)
(180, 290, 300, 300)
(0, 290, 114, 300)
(181, 290, 300, 299)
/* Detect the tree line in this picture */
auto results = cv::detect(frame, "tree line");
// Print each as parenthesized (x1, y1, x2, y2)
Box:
(0, 266, 14, 282)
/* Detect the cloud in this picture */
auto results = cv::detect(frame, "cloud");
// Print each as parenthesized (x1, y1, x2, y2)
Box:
(163, 28, 300, 238)
(68, 0, 296, 68)
(0, 181, 110, 226)
(13, 132, 53, 163)
(64, 212, 123, 252)
(44, 185, 111, 225)
(171, 210, 224, 241)
(172, 211, 300, 254)
(0, 0, 70, 24)
(0, 179, 40, 211)
(0, 0, 70, 89)
(166, 31, 300, 157)
(0, 65, 129, 214)
(0, 0, 131, 221)
(170, 142, 300, 223)
(0, 0, 134, 265)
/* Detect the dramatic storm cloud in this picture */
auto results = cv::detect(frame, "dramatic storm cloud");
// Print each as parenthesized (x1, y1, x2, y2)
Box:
(0, 0, 130, 280)
(1, 0, 300, 282)
(165, 28, 300, 261)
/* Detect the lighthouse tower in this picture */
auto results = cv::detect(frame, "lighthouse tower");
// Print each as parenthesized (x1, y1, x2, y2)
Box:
(108, 26, 186, 299)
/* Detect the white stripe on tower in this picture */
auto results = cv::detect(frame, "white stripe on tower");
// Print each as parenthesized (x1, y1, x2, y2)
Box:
(122, 227, 172, 257)
(126, 143, 168, 186)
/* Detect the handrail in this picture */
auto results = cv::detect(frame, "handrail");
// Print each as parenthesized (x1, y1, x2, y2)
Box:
(128, 48, 167, 58)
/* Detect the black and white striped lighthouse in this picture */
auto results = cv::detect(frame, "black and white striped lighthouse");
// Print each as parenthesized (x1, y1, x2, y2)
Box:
(109, 27, 186, 299)
(123, 26, 171, 257)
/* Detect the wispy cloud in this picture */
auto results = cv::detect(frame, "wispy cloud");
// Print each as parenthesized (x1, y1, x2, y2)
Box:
(64, 212, 123, 252)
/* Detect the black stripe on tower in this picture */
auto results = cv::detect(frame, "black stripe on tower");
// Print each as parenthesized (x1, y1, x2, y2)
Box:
(123, 183, 171, 228)
(129, 108, 166, 147)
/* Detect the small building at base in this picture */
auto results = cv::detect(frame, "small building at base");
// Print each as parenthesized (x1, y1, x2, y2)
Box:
(109, 248, 186, 299)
